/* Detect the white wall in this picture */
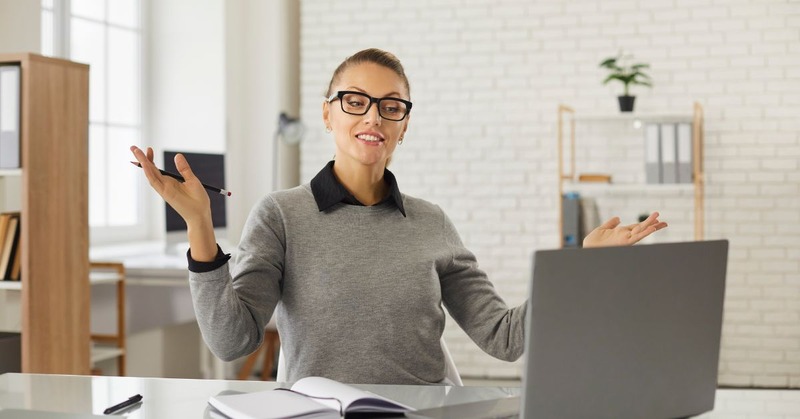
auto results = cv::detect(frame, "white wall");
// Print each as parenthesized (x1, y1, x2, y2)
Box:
(146, 0, 226, 239)
(300, 0, 800, 386)
(147, 0, 299, 245)
(225, 0, 300, 245)
(0, 0, 40, 54)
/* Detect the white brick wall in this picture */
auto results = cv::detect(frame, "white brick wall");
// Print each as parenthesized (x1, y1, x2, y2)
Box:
(300, 0, 800, 386)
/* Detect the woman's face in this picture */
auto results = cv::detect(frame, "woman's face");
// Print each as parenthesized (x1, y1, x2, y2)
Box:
(322, 62, 410, 171)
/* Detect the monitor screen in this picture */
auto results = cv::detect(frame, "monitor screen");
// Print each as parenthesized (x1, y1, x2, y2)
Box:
(163, 151, 227, 233)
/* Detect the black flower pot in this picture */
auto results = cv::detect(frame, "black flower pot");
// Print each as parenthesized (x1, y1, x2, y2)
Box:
(618, 95, 636, 112)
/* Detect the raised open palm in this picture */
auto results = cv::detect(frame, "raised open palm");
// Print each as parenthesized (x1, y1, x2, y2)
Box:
(130, 145, 211, 225)
(583, 212, 668, 248)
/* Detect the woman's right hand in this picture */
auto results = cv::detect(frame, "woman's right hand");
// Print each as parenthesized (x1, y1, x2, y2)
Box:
(130, 145, 212, 226)
(131, 146, 219, 261)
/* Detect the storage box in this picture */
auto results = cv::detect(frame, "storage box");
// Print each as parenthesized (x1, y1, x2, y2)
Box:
(0, 332, 21, 373)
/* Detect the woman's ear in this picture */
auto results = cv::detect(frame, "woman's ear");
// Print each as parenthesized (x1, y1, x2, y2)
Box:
(322, 100, 330, 130)
(401, 113, 410, 136)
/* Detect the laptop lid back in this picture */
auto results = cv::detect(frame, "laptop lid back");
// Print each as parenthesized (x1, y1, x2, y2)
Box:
(522, 240, 728, 419)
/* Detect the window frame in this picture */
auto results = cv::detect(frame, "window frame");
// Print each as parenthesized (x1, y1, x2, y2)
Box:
(42, 0, 149, 244)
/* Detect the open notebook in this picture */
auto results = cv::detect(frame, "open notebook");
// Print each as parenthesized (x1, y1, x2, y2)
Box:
(208, 376, 414, 419)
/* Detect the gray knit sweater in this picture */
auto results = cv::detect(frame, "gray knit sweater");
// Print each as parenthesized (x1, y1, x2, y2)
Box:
(189, 184, 526, 384)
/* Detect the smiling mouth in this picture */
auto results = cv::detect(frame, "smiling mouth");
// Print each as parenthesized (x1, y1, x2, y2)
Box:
(356, 134, 384, 143)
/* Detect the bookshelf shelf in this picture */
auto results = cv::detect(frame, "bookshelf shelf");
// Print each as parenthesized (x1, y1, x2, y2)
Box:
(0, 281, 20, 290)
(562, 182, 695, 194)
(0, 169, 22, 177)
(91, 346, 125, 364)
(0, 272, 124, 291)
(569, 113, 694, 124)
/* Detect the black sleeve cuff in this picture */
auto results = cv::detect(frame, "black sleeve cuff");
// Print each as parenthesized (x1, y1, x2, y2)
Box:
(187, 244, 231, 273)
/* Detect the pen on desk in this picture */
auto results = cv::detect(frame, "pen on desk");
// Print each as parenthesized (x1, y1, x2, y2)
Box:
(130, 161, 232, 197)
(103, 394, 143, 415)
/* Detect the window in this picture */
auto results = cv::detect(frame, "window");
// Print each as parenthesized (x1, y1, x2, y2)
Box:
(41, 0, 144, 241)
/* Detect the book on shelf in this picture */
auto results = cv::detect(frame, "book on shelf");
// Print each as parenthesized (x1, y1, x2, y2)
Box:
(0, 212, 19, 281)
(208, 376, 414, 419)
(0, 212, 20, 281)
(577, 173, 612, 183)
(8, 236, 20, 281)
(2, 213, 20, 281)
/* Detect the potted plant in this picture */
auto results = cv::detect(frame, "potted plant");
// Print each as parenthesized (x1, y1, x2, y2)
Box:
(599, 53, 652, 112)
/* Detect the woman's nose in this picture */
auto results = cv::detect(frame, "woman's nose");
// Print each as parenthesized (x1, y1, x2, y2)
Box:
(363, 103, 382, 125)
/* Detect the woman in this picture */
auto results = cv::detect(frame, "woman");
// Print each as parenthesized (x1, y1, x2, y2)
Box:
(130, 48, 666, 385)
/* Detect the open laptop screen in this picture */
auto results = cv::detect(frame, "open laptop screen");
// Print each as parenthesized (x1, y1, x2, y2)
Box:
(522, 240, 728, 419)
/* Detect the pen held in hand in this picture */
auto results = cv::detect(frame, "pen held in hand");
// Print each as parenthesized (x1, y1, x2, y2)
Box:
(103, 393, 143, 415)
(130, 161, 232, 197)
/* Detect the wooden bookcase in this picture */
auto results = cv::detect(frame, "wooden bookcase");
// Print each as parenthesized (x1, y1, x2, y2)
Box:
(0, 53, 90, 374)
(556, 103, 705, 247)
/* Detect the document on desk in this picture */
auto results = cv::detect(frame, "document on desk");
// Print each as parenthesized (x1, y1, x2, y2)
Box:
(0, 410, 105, 419)
(208, 376, 414, 419)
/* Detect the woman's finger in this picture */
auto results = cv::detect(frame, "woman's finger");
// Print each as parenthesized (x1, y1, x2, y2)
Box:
(174, 153, 200, 184)
(131, 145, 165, 191)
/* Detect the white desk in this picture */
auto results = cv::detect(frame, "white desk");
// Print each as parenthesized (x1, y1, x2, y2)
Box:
(0, 373, 517, 418)
(0, 373, 798, 418)
(90, 241, 232, 380)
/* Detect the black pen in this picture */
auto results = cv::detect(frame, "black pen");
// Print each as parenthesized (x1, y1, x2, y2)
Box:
(130, 161, 232, 197)
(103, 394, 143, 415)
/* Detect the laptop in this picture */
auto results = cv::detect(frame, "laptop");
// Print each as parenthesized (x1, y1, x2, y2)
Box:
(521, 240, 728, 419)
(409, 240, 728, 419)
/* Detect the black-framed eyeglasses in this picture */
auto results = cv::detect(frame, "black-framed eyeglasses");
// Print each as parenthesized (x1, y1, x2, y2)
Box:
(326, 90, 412, 121)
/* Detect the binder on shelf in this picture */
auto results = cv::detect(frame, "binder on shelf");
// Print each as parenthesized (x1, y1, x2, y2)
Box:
(660, 123, 678, 184)
(0, 65, 21, 169)
(562, 192, 582, 248)
(677, 122, 693, 184)
(644, 123, 662, 184)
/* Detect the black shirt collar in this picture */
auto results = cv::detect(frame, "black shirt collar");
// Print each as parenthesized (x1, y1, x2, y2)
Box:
(310, 160, 406, 217)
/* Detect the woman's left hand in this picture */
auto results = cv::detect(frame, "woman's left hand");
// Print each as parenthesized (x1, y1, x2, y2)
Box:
(583, 211, 668, 248)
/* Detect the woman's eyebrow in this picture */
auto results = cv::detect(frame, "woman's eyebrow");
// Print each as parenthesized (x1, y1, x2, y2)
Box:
(344, 86, 402, 98)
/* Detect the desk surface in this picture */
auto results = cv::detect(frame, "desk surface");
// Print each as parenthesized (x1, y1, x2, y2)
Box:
(0, 374, 516, 418)
(0, 374, 799, 418)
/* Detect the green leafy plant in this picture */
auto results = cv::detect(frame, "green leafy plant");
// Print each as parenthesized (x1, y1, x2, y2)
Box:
(599, 53, 652, 97)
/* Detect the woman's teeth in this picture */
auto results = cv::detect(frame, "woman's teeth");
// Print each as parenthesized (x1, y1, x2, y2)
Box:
(357, 134, 382, 142)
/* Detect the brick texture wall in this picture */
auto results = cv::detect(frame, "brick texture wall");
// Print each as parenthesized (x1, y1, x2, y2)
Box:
(299, 0, 800, 386)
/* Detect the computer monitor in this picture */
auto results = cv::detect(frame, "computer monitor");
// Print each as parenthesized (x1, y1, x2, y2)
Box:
(163, 151, 227, 254)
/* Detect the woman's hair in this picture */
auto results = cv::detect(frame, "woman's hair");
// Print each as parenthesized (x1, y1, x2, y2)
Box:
(325, 48, 410, 98)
